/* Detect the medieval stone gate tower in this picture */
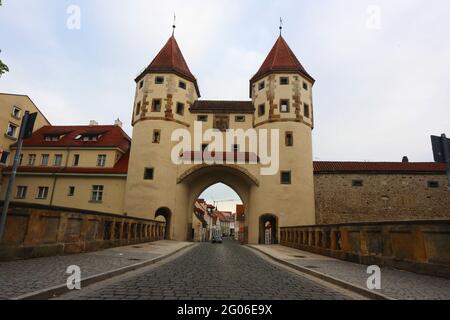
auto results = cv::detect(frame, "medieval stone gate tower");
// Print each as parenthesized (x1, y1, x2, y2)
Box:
(125, 34, 316, 244)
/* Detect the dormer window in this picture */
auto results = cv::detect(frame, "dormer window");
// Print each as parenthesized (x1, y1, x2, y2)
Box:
(75, 133, 103, 142)
(12, 106, 22, 119)
(44, 134, 64, 142)
(179, 81, 187, 90)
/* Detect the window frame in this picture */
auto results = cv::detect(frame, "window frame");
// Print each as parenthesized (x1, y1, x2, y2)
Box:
(91, 185, 104, 202)
(280, 99, 290, 113)
(12, 106, 22, 119)
(304, 103, 310, 118)
(155, 76, 165, 84)
(97, 154, 107, 167)
(152, 130, 161, 144)
(303, 82, 309, 90)
(178, 81, 187, 90)
(68, 186, 76, 197)
(16, 186, 28, 199)
(427, 181, 439, 188)
(6, 123, 18, 138)
(54, 154, 63, 167)
(280, 77, 290, 85)
(176, 102, 185, 116)
(135, 101, 141, 116)
(36, 186, 49, 200)
(352, 180, 364, 187)
(197, 115, 208, 122)
(258, 104, 266, 117)
(41, 154, 50, 166)
(28, 154, 37, 166)
(285, 132, 294, 147)
(258, 81, 265, 91)
(73, 154, 80, 167)
(235, 115, 246, 123)
(152, 99, 162, 112)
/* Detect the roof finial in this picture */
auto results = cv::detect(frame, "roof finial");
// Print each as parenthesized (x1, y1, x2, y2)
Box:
(279, 17, 283, 36)
(172, 13, 176, 36)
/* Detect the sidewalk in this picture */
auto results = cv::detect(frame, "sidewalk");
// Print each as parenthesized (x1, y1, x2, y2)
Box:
(0, 241, 193, 300)
(249, 245, 450, 300)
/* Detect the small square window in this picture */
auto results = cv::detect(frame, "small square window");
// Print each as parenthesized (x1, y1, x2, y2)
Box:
(235, 116, 245, 122)
(197, 115, 208, 122)
(281, 171, 292, 185)
(152, 130, 161, 144)
(139, 81, 144, 89)
(12, 107, 21, 119)
(144, 168, 154, 180)
(258, 81, 265, 91)
(352, 180, 364, 187)
(303, 82, 308, 90)
(135, 101, 141, 116)
(155, 76, 164, 84)
(258, 104, 265, 117)
(280, 100, 290, 113)
(6, 123, 18, 138)
(304, 104, 310, 118)
(68, 186, 75, 197)
(285, 132, 294, 147)
(428, 181, 439, 188)
(152, 99, 162, 112)
(179, 81, 187, 90)
(176, 102, 185, 116)
(280, 77, 289, 85)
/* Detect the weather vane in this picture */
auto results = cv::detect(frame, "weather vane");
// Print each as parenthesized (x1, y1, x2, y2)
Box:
(172, 13, 176, 36)
(279, 17, 283, 36)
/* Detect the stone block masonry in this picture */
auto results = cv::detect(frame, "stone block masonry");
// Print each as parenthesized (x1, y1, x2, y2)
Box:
(0, 202, 165, 261)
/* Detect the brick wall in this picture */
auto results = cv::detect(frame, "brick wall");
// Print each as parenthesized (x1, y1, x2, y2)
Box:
(314, 173, 450, 224)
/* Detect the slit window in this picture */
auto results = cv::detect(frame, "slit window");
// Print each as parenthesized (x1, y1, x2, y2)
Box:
(68, 186, 75, 197)
(152, 130, 161, 144)
(428, 181, 439, 188)
(135, 101, 141, 116)
(258, 104, 265, 117)
(304, 104, 310, 118)
(281, 171, 292, 185)
(352, 180, 364, 187)
(73, 154, 80, 167)
(285, 132, 294, 147)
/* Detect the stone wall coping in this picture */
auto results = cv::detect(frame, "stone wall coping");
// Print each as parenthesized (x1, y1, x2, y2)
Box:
(0, 201, 163, 224)
(281, 219, 450, 229)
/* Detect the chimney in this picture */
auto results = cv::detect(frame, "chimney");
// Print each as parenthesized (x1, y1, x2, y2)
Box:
(89, 120, 98, 126)
(402, 156, 409, 163)
(114, 118, 123, 128)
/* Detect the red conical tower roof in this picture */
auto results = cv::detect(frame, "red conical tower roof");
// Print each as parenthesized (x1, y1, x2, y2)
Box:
(136, 35, 200, 96)
(250, 36, 314, 85)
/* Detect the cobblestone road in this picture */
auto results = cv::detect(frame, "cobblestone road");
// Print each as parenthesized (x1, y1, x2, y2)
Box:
(63, 239, 353, 300)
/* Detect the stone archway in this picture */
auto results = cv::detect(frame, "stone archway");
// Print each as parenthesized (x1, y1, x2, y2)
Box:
(177, 164, 259, 243)
(155, 207, 172, 240)
(259, 214, 278, 245)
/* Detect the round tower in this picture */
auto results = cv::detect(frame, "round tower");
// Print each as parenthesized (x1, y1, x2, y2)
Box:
(247, 35, 316, 244)
(125, 35, 200, 239)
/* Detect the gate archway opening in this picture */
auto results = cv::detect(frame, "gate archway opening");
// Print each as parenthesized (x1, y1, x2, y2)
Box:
(155, 207, 172, 240)
(259, 214, 278, 245)
(192, 183, 244, 243)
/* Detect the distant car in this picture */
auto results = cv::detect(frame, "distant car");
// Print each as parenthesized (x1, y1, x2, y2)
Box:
(211, 235, 223, 244)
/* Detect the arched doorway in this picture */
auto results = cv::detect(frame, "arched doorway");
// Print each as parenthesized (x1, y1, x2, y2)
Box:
(155, 207, 171, 240)
(259, 214, 278, 245)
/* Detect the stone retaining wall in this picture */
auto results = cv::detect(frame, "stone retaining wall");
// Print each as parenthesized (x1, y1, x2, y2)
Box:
(281, 220, 450, 279)
(0, 202, 165, 261)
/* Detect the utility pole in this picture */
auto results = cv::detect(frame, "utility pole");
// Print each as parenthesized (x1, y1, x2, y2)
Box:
(0, 111, 36, 241)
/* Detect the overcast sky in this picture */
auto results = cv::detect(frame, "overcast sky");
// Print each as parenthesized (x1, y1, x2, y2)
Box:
(1, 1, 449, 212)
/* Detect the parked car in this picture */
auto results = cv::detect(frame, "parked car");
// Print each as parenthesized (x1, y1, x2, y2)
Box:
(211, 235, 223, 244)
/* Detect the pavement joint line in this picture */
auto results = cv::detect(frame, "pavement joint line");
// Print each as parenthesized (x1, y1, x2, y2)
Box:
(247, 245, 395, 301)
(11, 243, 197, 301)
